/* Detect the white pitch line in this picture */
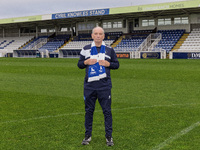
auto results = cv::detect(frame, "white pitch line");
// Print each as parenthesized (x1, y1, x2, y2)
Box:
(0, 112, 85, 125)
(111, 103, 199, 111)
(152, 121, 200, 150)
(1, 103, 199, 125)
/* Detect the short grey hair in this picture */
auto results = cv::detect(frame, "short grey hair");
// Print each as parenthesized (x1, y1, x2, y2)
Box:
(92, 26, 105, 34)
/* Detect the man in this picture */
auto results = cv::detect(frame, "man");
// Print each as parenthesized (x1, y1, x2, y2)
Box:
(77, 26, 119, 146)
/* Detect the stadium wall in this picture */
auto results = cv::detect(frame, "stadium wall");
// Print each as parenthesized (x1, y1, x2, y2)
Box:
(76, 19, 127, 34)
(2, 14, 200, 37)
(135, 16, 190, 32)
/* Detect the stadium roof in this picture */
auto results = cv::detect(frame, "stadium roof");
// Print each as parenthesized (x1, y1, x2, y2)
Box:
(0, 0, 199, 28)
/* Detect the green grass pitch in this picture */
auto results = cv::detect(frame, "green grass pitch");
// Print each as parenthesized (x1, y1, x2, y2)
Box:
(0, 58, 200, 150)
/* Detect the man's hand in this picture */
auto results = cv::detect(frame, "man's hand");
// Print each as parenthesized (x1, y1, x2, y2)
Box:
(84, 59, 97, 65)
(99, 60, 110, 67)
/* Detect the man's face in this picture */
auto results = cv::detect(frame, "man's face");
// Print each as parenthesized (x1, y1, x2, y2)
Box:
(91, 27, 105, 44)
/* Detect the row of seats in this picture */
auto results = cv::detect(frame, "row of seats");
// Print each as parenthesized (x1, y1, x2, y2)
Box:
(39, 41, 65, 52)
(114, 29, 185, 52)
(157, 29, 185, 34)
(153, 29, 185, 52)
(61, 32, 122, 50)
(131, 29, 154, 33)
(178, 28, 200, 51)
(0, 40, 14, 49)
(114, 32, 149, 51)
(62, 40, 114, 50)
(39, 35, 70, 52)
(0, 36, 34, 53)
(21, 35, 71, 52)
(21, 36, 49, 50)
(192, 28, 200, 31)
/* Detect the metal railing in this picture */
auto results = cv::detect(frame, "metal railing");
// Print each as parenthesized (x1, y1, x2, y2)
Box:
(136, 33, 162, 52)
(26, 38, 47, 50)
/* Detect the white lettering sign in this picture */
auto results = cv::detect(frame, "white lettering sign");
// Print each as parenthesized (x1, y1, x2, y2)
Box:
(192, 53, 200, 58)
(53, 9, 109, 19)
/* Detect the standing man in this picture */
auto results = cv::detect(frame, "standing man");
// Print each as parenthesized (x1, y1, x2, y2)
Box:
(77, 26, 119, 146)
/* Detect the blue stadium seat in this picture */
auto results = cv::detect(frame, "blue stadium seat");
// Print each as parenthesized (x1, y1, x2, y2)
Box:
(156, 29, 185, 52)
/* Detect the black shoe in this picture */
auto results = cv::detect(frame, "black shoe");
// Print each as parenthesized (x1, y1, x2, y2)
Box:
(106, 136, 114, 146)
(81, 135, 91, 145)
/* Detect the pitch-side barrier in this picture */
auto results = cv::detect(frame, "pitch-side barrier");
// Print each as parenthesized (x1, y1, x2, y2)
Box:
(169, 50, 200, 59)
(116, 50, 166, 59)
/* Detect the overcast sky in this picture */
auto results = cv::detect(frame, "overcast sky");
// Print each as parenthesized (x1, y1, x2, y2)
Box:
(0, 0, 185, 19)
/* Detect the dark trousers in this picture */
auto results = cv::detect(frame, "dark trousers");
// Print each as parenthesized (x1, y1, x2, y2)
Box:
(84, 89, 112, 137)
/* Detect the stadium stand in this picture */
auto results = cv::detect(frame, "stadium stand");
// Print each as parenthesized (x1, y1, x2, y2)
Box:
(21, 36, 49, 50)
(113, 30, 154, 51)
(178, 28, 200, 51)
(114, 37, 146, 51)
(154, 29, 185, 52)
(39, 34, 70, 52)
(59, 32, 122, 58)
(105, 32, 122, 40)
(21, 34, 70, 52)
(171, 33, 189, 51)
(0, 36, 34, 53)
(61, 32, 121, 50)
(62, 40, 114, 50)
